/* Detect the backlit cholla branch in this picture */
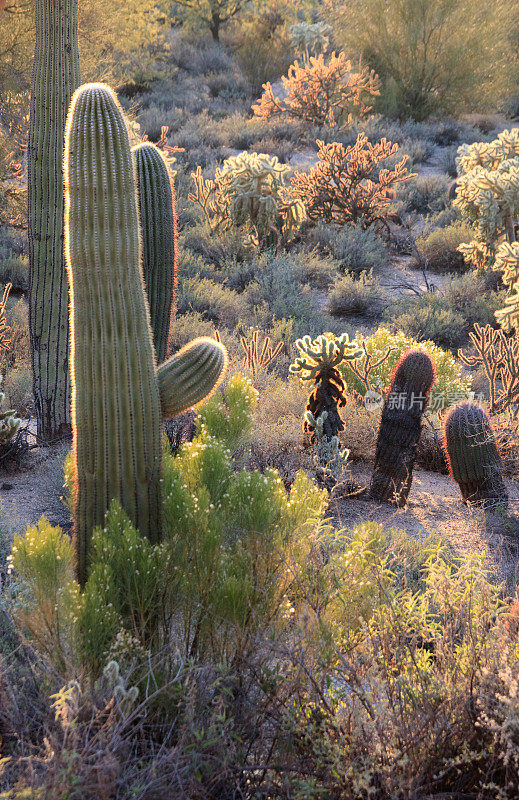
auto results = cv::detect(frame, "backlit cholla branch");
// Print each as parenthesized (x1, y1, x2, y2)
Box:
(252, 52, 379, 129)
(458, 322, 519, 416)
(290, 135, 415, 229)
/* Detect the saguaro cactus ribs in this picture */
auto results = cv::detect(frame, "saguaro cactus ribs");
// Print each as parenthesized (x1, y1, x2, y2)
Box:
(64, 83, 227, 584)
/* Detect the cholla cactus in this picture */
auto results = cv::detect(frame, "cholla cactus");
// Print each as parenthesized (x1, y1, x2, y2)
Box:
(458, 322, 519, 415)
(253, 52, 379, 129)
(290, 333, 362, 441)
(454, 129, 519, 271)
(494, 242, 519, 332)
(0, 376, 22, 454)
(190, 152, 305, 246)
(305, 409, 349, 485)
(290, 135, 415, 229)
(289, 22, 331, 62)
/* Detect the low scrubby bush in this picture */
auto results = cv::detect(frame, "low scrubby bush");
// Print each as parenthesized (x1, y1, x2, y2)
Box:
(309, 223, 389, 274)
(386, 275, 505, 349)
(243, 252, 334, 336)
(415, 221, 474, 273)
(328, 270, 386, 318)
(397, 174, 450, 215)
(178, 276, 248, 329)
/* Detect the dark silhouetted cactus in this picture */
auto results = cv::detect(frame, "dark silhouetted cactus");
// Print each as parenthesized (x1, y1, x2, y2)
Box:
(442, 401, 508, 508)
(132, 142, 178, 363)
(289, 333, 362, 442)
(28, 0, 80, 440)
(64, 83, 227, 585)
(370, 349, 435, 506)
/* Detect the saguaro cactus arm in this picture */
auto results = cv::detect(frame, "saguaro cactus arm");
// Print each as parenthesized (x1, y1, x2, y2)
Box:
(133, 142, 179, 363)
(157, 338, 227, 418)
(28, 0, 80, 441)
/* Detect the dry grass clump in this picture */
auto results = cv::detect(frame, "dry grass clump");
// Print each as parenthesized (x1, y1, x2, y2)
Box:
(248, 373, 311, 481)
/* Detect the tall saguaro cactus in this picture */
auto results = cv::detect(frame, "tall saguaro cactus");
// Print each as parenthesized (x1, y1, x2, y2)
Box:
(28, 0, 80, 441)
(64, 83, 227, 585)
(133, 142, 178, 363)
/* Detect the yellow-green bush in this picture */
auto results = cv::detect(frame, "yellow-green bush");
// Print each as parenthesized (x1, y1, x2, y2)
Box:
(339, 326, 472, 397)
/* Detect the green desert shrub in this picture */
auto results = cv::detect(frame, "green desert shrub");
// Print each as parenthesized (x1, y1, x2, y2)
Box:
(398, 137, 434, 167)
(243, 252, 332, 336)
(0, 253, 28, 292)
(178, 276, 248, 329)
(168, 310, 220, 352)
(415, 221, 474, 273)
(339, 326, 471, 397)
(397, 174, 450, 215)
(181, 222, 248, 271)
(437, 144, 460, 177)
(309, 224, 389, 274)
(386, 275, 504, 349)
(234, 2, 295, 96)
(297, 250, 337, 291)
(80, 501, 172, 672)
(10, 373, 327, 673)
(328, 270, 386, 318)
(387, 303, 466, 350)
(8, 518, 82, 673)
(327, 0, 514, 120)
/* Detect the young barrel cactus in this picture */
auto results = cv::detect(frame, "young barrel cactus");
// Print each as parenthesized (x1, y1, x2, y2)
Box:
(442, 401, 508, 508)
(370, 349, 435, 506)
(28, 0, 80, 440)
(64, 83, 227, 585)
(290, 333, 363, 441)
(132, 142, 178, 363)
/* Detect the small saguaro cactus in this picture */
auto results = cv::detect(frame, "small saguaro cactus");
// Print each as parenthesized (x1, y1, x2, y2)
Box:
(370, 349, 435, 507)
(442, 401, 508, 508)
(132, 142, 178, 363)
(28, 0, 81, 440)
(289, 333, 363, 441)
(64, 83, 227, 585)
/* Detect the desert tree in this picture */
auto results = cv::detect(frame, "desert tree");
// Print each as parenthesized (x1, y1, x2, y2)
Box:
(325, 0, 514, 120)
(167, 0, 251, 41)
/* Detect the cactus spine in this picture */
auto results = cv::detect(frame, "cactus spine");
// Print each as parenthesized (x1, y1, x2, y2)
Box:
(442, 401, 508, 508)
(370, 349, 435, 507)
(28, 0, 80, 441)
(64, 83, 227, 585)
(133, 143, 178, 363)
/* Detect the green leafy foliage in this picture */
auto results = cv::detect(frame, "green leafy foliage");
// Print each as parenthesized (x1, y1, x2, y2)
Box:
(339, 326, 471, 398)
(9, 518, 82, 673)
(80, 501, 172, 672)
(163, 372, 327, 659)
(327, 0, 514, 120)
